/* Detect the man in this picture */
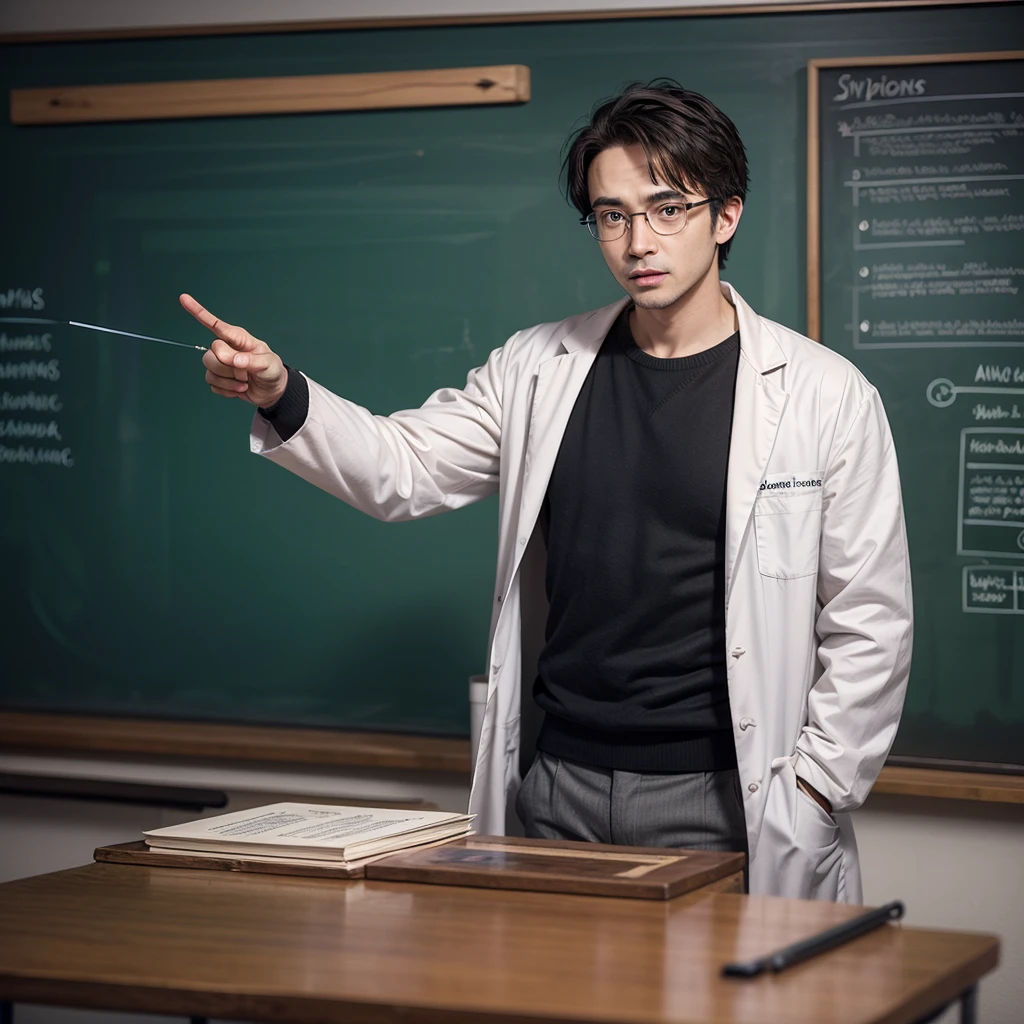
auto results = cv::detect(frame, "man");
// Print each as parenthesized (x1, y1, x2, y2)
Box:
(182, 82, 912, 903)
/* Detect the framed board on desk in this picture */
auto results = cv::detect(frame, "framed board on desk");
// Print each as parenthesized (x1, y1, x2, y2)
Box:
(808, 51, 1024, 774)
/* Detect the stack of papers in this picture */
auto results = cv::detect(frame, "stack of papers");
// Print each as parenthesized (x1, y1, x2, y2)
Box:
(144, 802, 474, 867)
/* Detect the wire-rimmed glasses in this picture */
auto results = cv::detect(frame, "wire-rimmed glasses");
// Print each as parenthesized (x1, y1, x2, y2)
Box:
(581, 198, 716, 241)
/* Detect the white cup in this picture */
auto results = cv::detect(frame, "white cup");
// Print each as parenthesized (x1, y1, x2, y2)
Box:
(468, 674, 489, 772)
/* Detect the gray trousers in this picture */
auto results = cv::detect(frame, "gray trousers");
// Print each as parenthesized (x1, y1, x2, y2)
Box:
(516, 750, 748, 853)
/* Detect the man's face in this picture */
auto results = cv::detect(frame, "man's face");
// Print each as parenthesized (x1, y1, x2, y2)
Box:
(586, 143, 734, 310)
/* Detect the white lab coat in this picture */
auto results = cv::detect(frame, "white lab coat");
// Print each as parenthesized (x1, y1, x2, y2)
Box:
(251, 283, 913, 903)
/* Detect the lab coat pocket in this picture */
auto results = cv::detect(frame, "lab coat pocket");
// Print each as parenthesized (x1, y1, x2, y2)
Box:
(795, 784, 839, 849)
(753, 492, 822, 579)
(756, 755, 842, 901)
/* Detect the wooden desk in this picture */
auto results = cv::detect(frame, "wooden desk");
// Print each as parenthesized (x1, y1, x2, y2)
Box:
(0, 863, 999, 1024)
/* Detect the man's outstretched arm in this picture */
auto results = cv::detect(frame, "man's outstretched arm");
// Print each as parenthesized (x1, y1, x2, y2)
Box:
(181, 293, 506, 522)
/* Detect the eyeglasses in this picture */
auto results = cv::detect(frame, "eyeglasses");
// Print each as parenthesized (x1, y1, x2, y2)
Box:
(580, 198, 716, 241)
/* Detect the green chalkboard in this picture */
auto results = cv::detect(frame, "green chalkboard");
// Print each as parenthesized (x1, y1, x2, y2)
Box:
(815, 52, 1024, 767)
(1, 7, 1023, 746)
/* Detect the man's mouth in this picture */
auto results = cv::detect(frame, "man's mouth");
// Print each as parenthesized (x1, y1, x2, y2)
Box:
(629, 269, 668, 286)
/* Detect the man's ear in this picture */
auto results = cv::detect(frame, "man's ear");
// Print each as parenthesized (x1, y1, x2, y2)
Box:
(714, 196, 743, 246)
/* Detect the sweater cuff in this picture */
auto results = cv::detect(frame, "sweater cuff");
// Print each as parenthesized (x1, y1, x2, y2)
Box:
(257, 366, 309, 442)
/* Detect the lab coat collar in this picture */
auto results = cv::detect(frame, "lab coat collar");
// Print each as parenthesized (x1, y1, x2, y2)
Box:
(721, 281, 789, 378)
(559, 297, 631, 354)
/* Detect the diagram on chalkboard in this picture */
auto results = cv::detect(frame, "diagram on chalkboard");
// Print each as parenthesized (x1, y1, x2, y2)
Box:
(926, 374, 1024, 411)
(957, 427, 1024, 560)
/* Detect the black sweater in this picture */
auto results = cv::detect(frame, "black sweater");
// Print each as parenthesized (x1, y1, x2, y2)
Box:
(534, 307, 740, 772)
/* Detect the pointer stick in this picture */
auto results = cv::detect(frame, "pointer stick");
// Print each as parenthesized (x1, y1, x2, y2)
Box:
(68, 320, 207, 351)
(0, 317, 207, 351)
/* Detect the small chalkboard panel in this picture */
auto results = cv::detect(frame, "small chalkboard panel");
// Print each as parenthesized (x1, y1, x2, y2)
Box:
(365, 835, 745, 900)
(810, 52, 1024, 769)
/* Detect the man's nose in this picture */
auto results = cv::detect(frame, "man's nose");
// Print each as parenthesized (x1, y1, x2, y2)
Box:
(628, 214, 659, 258)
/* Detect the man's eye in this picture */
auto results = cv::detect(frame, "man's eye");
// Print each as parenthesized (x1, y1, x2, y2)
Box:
(601, 211, 624, 223)
(657, 205, 681, 218)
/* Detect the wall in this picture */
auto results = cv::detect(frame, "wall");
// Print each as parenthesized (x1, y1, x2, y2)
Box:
(855, 795, 1024, 1024)
(0, 0, 840, 37)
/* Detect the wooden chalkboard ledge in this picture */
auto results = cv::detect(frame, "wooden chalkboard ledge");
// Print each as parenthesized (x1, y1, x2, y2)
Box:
(873, 766, 1024, 805)
(3, 714, 1022, 802)
(0, 712, 471, 775)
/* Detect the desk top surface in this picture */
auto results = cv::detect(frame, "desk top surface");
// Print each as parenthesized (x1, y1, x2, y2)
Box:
(0, 862, 999, 1024)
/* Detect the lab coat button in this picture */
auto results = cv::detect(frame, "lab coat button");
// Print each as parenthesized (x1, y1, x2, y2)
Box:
(739, 717, 756, 731)
(518, 536, 528, 547)
(731, 647, 746, 659)
(748, 783, 759, 793)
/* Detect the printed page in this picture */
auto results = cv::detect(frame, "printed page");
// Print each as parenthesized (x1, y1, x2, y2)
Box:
(144, 802, 472, 853)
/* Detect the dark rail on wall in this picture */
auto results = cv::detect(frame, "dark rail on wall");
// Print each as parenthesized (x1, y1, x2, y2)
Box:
(0, 772, 227, 811)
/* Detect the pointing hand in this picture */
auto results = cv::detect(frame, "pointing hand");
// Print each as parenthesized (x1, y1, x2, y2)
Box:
(180, 293, 288, 409)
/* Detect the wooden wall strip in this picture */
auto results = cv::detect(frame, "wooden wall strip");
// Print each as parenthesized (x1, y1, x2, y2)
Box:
(874, 766, 1024, 804)
(0, 712, 472, 774)
(10, 64, 530, 126)
(0, 772, 227, 811)
(0, 1, 1011, 45)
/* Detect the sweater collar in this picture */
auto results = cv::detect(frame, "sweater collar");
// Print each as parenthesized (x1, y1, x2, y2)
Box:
(560, 283, 788, 379)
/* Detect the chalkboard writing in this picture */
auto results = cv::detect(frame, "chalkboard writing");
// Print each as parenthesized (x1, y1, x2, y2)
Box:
(0, 289, 75, 468)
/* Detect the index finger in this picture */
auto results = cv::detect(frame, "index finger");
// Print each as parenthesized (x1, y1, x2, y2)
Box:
(179, 293, 251, 350)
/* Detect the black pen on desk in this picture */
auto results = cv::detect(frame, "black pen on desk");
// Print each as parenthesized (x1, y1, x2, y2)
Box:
(722, 900, 905, 978)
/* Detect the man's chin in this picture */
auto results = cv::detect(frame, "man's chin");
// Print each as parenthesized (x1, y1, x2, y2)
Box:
(630, 288, 685, 311)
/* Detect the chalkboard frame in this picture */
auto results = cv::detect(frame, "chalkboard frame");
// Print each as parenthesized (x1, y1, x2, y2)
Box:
(807, 49, 1024, 781)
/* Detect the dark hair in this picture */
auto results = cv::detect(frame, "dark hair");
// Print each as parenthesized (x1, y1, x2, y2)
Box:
(562, 81, 748, 267)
